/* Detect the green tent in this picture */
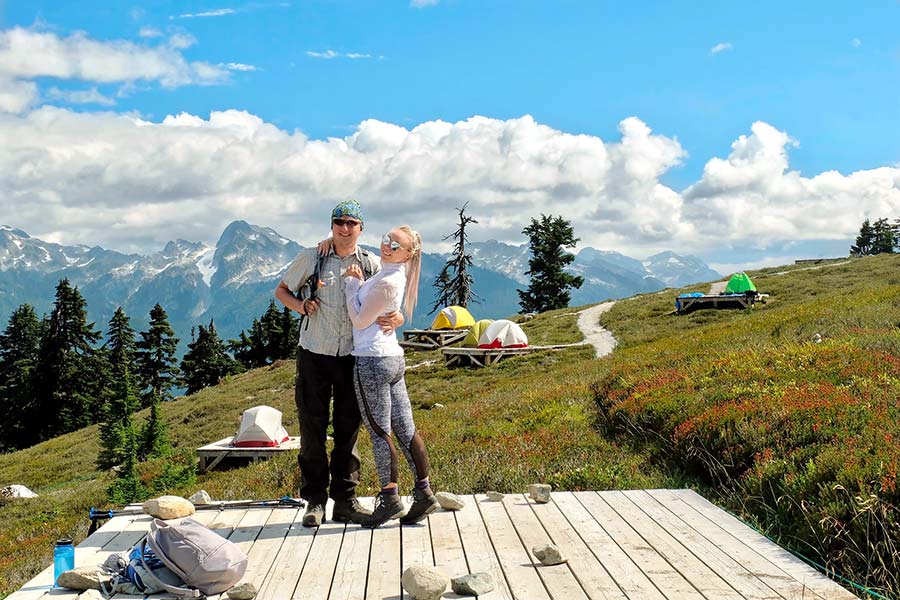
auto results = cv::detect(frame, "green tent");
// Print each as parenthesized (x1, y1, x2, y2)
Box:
(462, 319, 493, 347)
(724, 272, 757, 294)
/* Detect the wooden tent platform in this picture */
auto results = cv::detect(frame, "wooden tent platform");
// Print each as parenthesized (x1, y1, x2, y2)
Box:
(8, 489, 857, 600)
(196, 436, 302, 473)
(399, 329, 468, 351)
(442, 343, 586, 367)
(675, 294, 757, 314)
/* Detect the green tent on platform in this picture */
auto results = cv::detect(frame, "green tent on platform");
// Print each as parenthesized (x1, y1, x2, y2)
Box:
(724, 272, 757, 294)
(462, 319, 493, 347)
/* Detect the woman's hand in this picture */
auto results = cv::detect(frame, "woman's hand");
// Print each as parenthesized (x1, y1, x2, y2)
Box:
(344, 264, 363, 280)
(317, 237, 333, 256)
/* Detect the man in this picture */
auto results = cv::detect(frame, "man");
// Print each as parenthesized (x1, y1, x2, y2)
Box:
(275, 200, 402, 527)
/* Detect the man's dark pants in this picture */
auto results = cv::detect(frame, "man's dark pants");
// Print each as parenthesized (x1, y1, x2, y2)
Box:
(295, 347, 362, 506)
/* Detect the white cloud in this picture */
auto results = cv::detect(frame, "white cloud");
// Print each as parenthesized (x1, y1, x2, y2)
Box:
(138, 27, 162, 38)
(173, 9, 236, 19)
(307, 50, 374, 60)
(46, 86, 116, 106)
(852, 38, 862, 48)
(0, 109, 897, 261)
(226, 62, 258, 71)
(710, 42, 733, 55)
(167, 33, 197, 49)
(411, 0, 439, 6)
(0, 26, 230, 113)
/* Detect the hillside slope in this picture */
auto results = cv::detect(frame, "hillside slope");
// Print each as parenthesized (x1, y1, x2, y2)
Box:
(2, 254, 898, 597)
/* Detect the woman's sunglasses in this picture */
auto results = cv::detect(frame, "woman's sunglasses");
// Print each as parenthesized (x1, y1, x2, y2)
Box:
(382, 233, 404, 251)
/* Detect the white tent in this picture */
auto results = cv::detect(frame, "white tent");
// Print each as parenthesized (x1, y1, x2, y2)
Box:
(233, 406, 290, 447)
(477, 319, 528, 349)
(0, 484, 37, 498)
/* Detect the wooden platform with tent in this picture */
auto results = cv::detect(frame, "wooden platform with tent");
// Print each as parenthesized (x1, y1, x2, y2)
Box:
(675, 272, 761, 315)
(442, 343, 586, 367)
(400, 305, 476, 351)
(197, 406, 300, 473)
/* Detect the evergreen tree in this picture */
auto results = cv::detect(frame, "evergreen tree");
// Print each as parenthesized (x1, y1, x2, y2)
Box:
(850, 218, 875, 256)
(0, 305, 43, 451)
(277, 305, 299, 359)
(33, 279, 101, 439)
(135, 304, 180, 406)
(872, 218, 896, 255)
(97, 308, 139, 469)
(431, 203, 482, 312)
(106, 427, 148, 504)
(139, 394, 170, 460)
(230, 300, 296, 368)
(517, 214, 584, 314)
(180, 320, 242, 395)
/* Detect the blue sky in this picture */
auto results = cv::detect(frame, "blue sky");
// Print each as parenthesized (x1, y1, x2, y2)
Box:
(1, 1, 899, 271)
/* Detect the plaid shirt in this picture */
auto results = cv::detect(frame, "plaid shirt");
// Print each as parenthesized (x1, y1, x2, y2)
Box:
(281, 246, 380, 356)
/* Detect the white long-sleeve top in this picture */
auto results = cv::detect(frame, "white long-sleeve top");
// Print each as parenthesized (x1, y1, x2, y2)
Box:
(344, 261, 405, 357)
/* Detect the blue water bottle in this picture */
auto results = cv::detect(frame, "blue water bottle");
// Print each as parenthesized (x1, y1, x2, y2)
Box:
(53, 538, 75, 587)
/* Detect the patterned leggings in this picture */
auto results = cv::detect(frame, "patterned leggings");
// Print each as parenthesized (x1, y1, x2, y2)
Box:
(353, 355, 430, 488)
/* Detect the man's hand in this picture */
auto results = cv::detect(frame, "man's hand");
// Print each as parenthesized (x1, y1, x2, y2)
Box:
(302, 298, 320, 315)
(344, 264, 363, 280)
(377, 309, 404, 333)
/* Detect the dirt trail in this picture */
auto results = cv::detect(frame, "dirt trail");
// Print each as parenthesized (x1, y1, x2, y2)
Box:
(577, 301, 618, 358)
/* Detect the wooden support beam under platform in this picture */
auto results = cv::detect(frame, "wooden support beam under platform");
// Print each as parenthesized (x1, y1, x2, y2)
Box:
(442, 343, 587, 367)
(399, 328, 468, 351)
(9, 489, 859, 600)
(675, 294, 758, 314)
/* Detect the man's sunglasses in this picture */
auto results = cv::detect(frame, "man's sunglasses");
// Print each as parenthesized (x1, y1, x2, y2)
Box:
(382, 234, 404, 251)
(332, 218, 361, 228)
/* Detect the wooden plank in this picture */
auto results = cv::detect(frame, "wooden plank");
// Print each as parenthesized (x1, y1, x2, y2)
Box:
(401, 497, 435, 600)
(647, 490, 828, 600)
(528, 493, 627, 600)
(366, 521, 402, 600)
(288, 512, 346, 599)
(576, 491, 705, 599)
(428, 508, 469, 586)
(502, 494, 589, 600)
(551, 493, 665, 600)
(603, 491, 745, 599)
(623, 490, 783, 599)
(453, 495, 514, 600)
(239, 508, 299, 591)
(669, 490, 858, 600)
(330, 523, 373, 600)
(476, 494, 551, 600)
(253, 509, 316, 599)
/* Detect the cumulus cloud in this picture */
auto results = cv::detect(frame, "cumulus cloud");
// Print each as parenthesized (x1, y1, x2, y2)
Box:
(138, 27, 162, 38)
(0, 109, 897, 260)
(226, 62, 258, 71)
(710, 42, 733, 55)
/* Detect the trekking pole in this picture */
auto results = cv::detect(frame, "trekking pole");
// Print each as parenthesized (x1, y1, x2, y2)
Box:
(88, 496, 306, 534)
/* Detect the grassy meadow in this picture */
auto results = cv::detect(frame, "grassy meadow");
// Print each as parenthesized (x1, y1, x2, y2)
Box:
(1, 253, 899, 597)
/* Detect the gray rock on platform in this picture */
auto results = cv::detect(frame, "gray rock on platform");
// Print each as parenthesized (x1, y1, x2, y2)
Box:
(528, 483, 552, 503)
(532, 543, 567, 566)
(226, 581, 258, 599)
(401, 565, 448, 600)
(485, 491, 504, 501)
(451, 572, 495, 596)
(57, 567, 109, 591)
(435, 491, 465, 510)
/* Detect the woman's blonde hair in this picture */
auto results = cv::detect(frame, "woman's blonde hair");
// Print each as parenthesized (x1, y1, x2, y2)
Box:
(397, 225, 422, 318)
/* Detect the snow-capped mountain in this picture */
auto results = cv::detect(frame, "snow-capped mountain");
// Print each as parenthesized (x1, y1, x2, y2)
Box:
(0, 224, 719, 354)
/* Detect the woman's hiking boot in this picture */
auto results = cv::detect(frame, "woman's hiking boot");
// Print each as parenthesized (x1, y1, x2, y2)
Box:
(399, 487, 439, 525)
(361, 493, 405, 528)
(302, 502, 325, 527)
(332, 497, 373, 523)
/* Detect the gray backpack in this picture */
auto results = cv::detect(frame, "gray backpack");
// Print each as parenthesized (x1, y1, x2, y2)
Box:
(144, 517, 248, 597)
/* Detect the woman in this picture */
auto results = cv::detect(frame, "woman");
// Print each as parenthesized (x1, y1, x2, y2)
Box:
(343, 225, 439, 527)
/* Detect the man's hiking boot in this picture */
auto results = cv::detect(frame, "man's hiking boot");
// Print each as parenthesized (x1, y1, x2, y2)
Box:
(400, 487, 439, 525)
(302, 502, 325, 527)
(332, 497, 372, 523)
(361, 493, 405, 528)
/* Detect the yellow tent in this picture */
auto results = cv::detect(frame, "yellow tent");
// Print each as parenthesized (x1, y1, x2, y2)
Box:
(431, 305, 476, 330)
(462, 319, 493, 347)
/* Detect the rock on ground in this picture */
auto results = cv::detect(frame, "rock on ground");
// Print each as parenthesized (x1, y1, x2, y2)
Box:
(189, 490, 212, 505)
(226, 581, 258, 599)
(451, 572, 495, 596)
(57, 567, 109, 591)
(485, 491, 504, 501)
(528, 483, 551, 503)
(401, 565, 448, 600)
